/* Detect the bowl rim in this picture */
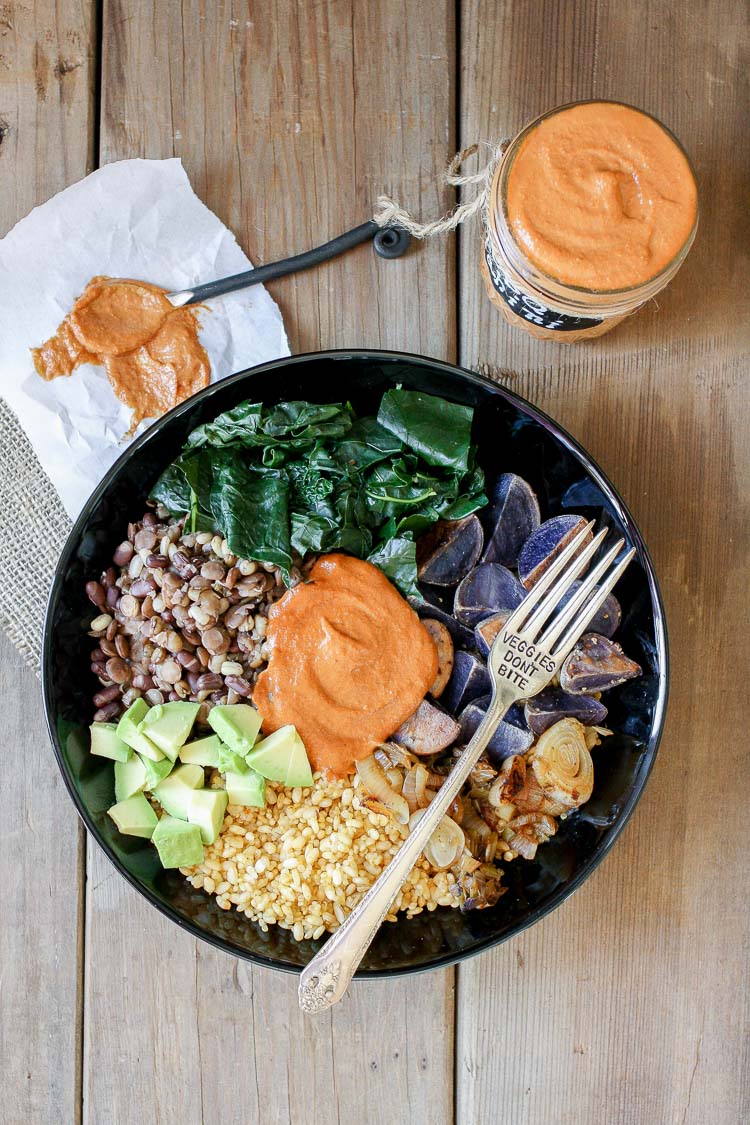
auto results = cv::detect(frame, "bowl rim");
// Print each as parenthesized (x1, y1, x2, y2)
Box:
(41, 347, 669, 977)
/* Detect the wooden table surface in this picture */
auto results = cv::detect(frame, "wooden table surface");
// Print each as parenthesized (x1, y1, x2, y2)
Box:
(2, 2, 748, 1123)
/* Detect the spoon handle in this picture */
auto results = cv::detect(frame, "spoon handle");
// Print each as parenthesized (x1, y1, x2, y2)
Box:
(167, 221, 410, 306)
(298, 690, 512, 1013)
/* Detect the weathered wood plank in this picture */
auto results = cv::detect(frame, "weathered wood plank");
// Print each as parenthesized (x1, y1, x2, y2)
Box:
(0, 2, 95, 1121)
(457, 2, 749, 1123)
(85, 3, 456, 1123)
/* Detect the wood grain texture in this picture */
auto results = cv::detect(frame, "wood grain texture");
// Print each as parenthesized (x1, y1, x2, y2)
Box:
(457, 2, 750, 1123)
(84, 4, 456, 1123)
(0, 2, 95, 1122)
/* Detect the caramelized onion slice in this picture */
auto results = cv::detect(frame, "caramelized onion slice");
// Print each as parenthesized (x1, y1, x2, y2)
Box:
(356, 754, 410, 824)
(530, 717, 594, 809)
(409, 808, 465, 869)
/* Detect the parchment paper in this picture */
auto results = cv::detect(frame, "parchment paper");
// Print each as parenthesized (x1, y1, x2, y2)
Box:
(0, 158, 290, 518)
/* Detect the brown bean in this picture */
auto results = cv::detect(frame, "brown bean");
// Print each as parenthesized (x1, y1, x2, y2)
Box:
(168, 691, 180, 702)
(227, 590, 241, 605)
(146, 553, 169, 568)
(99, 637, 117, 657)
(160, 609, 175, 626)
(115, 634, 130, 659)
(210, 691, 227, 705)
(224, 566, 241, 589)
(202, 627, 229, 655)
(201, 560, 226, 582)
(187, 671, 202, 693)
(93, 684, 121, 707)
(105, 657, 129, 684)
(101, 566, 118, 589)
(142, 511, 158, 528)
(113, 541, 134, 566)
(130, 577, 156, 597)
(90, 661, 107, 677)
(134, 528, 157, 551)
(160, 659, 182, 684)
(132, 673, 154, 690)
(85, 581, 106, 607)
(183, 626, 202, 646)
(127, 522, 137, 543)
(105, 586, 120, 609)
(141, 595, 155, 618)
(196, 673, 223, 692)
(119, 594, 140, 618)
(224, 675, 252, 697)
(176, 651, 200, 672)
(172, 551, 196, 579)
(94, 701, 121, 722)
(106, 620, 118, 642)
(228, 639, 241, 654)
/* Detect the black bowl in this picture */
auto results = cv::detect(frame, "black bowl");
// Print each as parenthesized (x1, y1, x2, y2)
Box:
(42, 350, 668, 976)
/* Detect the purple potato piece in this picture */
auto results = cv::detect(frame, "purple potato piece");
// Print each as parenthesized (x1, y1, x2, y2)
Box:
(409, 597, 475, 649)
(454, 563, 525, 627)
(417, 515, 484, 586)
(524, 687, 608, 735)
(554, 580, 621, 638)
(474, 610, 513, 658)
(518, 514, 591, 589)
(458, 695, 534, 764)
(481, 473, 541, 567)
(442, 650, 491, 715)
(560, 633, 642, 694)
(393, 698, 461, 756)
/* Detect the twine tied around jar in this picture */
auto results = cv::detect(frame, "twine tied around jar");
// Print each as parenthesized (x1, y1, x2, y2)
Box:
(373, 140, 509, 238)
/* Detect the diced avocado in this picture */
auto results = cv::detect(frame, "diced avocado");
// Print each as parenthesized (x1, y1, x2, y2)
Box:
(152, 815, 204, 868)
(153, 763, 205, 819)
(139, 754, 174, 791)
(208, 704, 262, 756)
(179, 734, 221, 768)
(245, 725, 314, 787)
(117, 699, 164, 762)
(114, 755, 147, 802)
(139, 701, 200, 760)
(188, 788, 229, 844)
(225, 768, 266, 808)
(215, 742, 249, 775)
(90, 722, 131, 763)
(107, 793, 158, 838)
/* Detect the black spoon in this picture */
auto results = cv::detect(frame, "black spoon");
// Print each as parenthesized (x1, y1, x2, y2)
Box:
(166, 221, 411, 307)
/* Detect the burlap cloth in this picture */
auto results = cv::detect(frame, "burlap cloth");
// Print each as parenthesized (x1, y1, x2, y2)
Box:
(0, 398, 72, 674)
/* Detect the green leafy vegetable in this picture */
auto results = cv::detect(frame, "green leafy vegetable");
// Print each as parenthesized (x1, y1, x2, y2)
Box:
(149, 388, 485, 595)
(377, 388, 474, 472)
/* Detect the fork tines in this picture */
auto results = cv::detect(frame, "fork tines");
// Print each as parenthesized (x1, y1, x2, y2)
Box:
(505, 521, 636, 662)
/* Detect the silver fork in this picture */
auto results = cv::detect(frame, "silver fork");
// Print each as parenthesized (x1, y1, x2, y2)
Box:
(298, 521, 635, 1013)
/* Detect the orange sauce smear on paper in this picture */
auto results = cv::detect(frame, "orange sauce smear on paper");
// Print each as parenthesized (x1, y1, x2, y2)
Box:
(32, 276, 210, 426)
(253, 554, 439, 778)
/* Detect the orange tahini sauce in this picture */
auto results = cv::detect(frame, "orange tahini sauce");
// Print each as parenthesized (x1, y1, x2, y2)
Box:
(253, 554, 439, 778)
(31, 276, 210, 425)
(506, 102, 698, 290)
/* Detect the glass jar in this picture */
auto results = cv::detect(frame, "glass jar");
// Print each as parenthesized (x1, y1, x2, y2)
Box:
(481, 100, 699, 341)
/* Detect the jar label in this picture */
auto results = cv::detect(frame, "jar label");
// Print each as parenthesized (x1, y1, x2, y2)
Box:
(484, 236, 603, 331)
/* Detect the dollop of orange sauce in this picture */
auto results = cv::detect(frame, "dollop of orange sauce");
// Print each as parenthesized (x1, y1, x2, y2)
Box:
(506, 102, 698, 290)
(253, 554, 439, 778)
(31, 276, 210, 426)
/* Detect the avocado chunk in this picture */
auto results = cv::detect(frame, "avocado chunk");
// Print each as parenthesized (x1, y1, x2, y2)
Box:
(208, 704, 262, 756)
(116, 699, 164, 762)
(90, 722, 131, 763)
(179, 734, 221, 768)
(245, 725, 314, 787)
(215, 742, 250, 775)
(152, 816, 204, 868)
(153, 763, 205, 819)
(139, 754, 174, 791)
(224, 768, 266, 808)
(188, 788, 229, 844)
(107, 793, 158, 838)
(139, 701, 200, 760)
(114, 755, 147, 802)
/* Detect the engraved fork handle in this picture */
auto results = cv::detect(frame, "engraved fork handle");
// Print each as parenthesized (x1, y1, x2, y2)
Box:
(298, 686, 515, 1013)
